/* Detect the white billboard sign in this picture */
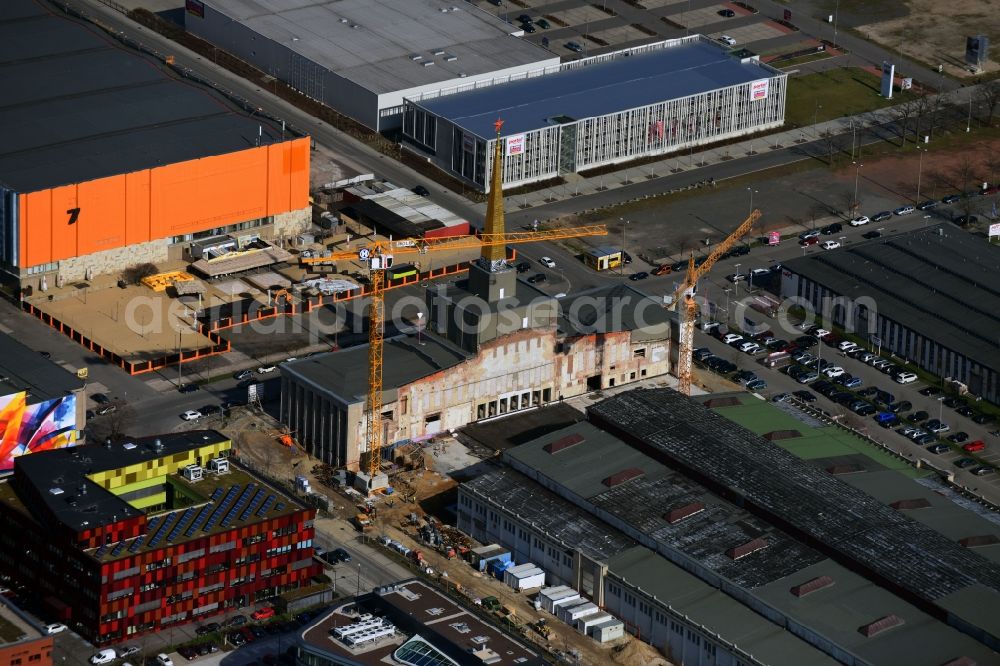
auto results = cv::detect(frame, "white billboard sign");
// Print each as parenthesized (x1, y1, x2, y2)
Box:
(989, 222, 1000, 238)
(505, 134, 525, 156)
(750, 79, 769, 101)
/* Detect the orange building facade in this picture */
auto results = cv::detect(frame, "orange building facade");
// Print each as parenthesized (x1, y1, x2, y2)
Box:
(15, 137, 309, 270)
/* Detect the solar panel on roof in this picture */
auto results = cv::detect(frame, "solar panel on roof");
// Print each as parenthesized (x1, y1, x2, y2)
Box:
(185, 503, 215, 537)
(210, 488, 224, 500)
(256, 495, 276, 516)
(111, 540, 126, 556)
(274, 502, 285, 511)
(221, 484, 256, 528)
(128, 536, 146, 553)
(240, 489, 267, 522)
(148, 511, 178, 548)
(204, 485, 240, 532)
(167, 507, 196, 542)
(95, 544, 107, 557)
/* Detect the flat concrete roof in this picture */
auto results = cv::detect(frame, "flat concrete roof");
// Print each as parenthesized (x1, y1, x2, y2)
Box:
(281, 332, 471, 405)
(0, 333, 84, 403)
(418, 38, 782, 137)
(782, 224, 1000, 372)
(200, 0, 555, 95)
(0, 0, 289, 193)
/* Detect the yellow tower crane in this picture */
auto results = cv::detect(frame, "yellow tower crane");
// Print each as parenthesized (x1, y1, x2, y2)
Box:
(670, 209, 761, 396)
(302, 119, 607, 486)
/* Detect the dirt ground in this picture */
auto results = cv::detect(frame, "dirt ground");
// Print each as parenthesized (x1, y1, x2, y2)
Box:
(858, 0, 998, 78)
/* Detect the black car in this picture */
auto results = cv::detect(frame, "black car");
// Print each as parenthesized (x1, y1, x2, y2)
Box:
(178, 646, 198, 661)
(226, 614, 248, 627)
(889, 400, 912, 413)
(919, 386, 941, 396)
(728, 245, 750, 257)
(234, 369, 252, 380)
(517, 13, 532, 23)
(718, 8, 735, 16)
(972, 413, 994, 425)
(909, 410, 930, 422)
(942, 194, 962, 204)
(520, 21, 536, 33)
(332, 547, 351, 563)
(795, 335, 818, 348)
(872, 211, 893, 222)
(92, 393, 110, 405)
(928, 443, 950, 454)
(515, 261, 531, 273)
(793, 390, 817, 403)
(629, 271, 649, 281)
(942, 396, 963, 408)
(178, 383, 200, 393)
(527, 273, 546, 284)
(200, 405, 222, 416)
(861, 230, 882, 239)
(948, 431, 970, 443)
(821, 222, 842, 235)
(954, 457, 978, 468)
(412, 185, 430, 197)
(227, 631, 247, 647)
(622, 251, 633, 264)
(39, 350, 51, 359)
(956, 405, 975, 417)
(916, 200, 938, 210)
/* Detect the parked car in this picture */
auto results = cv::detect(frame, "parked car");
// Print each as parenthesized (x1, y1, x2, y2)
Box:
(722, 333, 744, 344)
(515, 261, 531, 273)
(225, 615, 248, 628)
(963, 440, 986, 452)
(227, 631, 247, 647)
(840, 376, 863, 389)
(928, 443, 950, 454)
(234, 369, 252, 381)
(941, 194, 961, 204)
(972, 466, 995, 476)
(889, 400, 912, 414)
(894, 205, 916, 216)
(719, 35, 737, 46)
(746, 379, 767, 391)
(726, 272, 747, 283)
(861, 230, 882, 239)
(539, 256, 556, 268)
(954, 458, 978, 469)
(565, 41, 584, 52)
(536, 18, 551, 29)
(793, 390, 817, 402)
(178, 383, 199, 393)
(799, 229, 821, 241)
(526, 273, 546, 284)
(823, 366, 845, 378)
(909, 410, 930, 422)
(948, 431, 970, 443)
(180, 410, 202, 421)
(916, 200, 938, 210)
(652, 264, 673, 276)
(821, 240, 841, 250)
(252, 607, 276, 621)
(972, 413, 994, 425)
(519, 21, 536, 33)
(156, 655, 174, 666)
(200, 405, 221, 416)
(849, 216, 870, 226)
(872, 211, 893, 222)
(257, 365, 277, 374)
(925, 419, 950, 433)
(44, 623, 67, 635)
(956, 405, 976, 417)
(411, 185, 430, 197)
(895, 371, 918, 384)
(919, 386, 941, 396)
(821, 223, 842, 235)
(90, 650, 117, 665)
(629, 271, 649, 281)
(799, 236, 820, 247)
(718, 8, 735, 16)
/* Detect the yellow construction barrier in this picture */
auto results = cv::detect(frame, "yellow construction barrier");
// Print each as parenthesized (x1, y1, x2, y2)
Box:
(141, 271, 194, 292)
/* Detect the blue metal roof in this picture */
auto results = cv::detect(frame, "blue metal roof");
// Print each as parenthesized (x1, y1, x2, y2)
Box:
(418, 40, 778, 138)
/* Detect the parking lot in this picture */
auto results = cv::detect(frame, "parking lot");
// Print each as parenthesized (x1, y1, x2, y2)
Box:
(692, 307, 1000, 499)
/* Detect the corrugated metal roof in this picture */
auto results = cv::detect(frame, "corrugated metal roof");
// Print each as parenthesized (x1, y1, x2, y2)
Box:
(418, 38, 781, 137)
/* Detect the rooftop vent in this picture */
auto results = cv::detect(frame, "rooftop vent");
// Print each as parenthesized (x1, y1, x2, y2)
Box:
(339, 17, 348, 23)
(444, 54, 458, 62)
(665, 502, 705, 524)
(122, 442, 136, 450)
(351, 24, 360, 29)
(410, 54, 423, 61)
(152, 439, 164, 453)
(889, 498, 932, 510)
(422, 61, 435, 67)
(432, 49, 446, 56)
(791, 575, 834, 598)
(858, 614, 904, 638)
(727, 537, 768, 560)
(703, 397, 741, 408)
(763, 429, 801, 441)
(49, 487, 64, 496)
(603, 468, 644, 488)
(545, 433, 584, 454)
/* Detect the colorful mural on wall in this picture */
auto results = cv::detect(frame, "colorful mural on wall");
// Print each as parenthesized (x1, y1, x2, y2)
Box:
(0, 391, 77, 471)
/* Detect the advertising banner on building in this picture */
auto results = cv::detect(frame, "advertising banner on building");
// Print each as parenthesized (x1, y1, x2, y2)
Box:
(768, 231, 781, 246)
(750, 79, 769, 101)
(505, 134, 525, 156)
(0, 392, 77, 471)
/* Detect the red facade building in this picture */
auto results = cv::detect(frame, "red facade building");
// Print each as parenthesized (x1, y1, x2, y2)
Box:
(0, 431, 321, 644)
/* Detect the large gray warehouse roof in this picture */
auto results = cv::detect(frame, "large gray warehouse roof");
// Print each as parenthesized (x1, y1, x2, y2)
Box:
(0, 0, 286, 193)
(199, 0, 555, 95)
(588, 388, 1000, 648)
(783, 224, 1000, 372)
(418, 38, 781, 137)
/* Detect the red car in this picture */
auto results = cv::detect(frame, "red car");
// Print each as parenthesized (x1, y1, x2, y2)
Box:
(251, 607, 275, 621)
(963, 441, 986, 453)
(799, 236, 819, 247)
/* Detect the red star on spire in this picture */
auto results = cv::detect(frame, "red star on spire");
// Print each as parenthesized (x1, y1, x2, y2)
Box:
(494, 117, 504, 134)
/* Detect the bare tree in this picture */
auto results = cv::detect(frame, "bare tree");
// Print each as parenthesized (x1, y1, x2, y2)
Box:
(87, 405, 135, 443)
(952, 156, 982, 221)
(978, 79, 1000, 127)
(894, 99, 920, 147)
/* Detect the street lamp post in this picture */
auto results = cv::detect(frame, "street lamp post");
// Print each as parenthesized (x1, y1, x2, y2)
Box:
(619, 217, 629, 276)
(917, 148, 926, 200)
(734, 263, 742, 296)
(356, 563, 362, 597)
(747, 187, 758, 216)
(833, 0, 840, 47)
(723, 287, 731, 324)
(852, 162, 863, 215)
(967, 93, 973, 133)
(813, 101, 822, 135)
